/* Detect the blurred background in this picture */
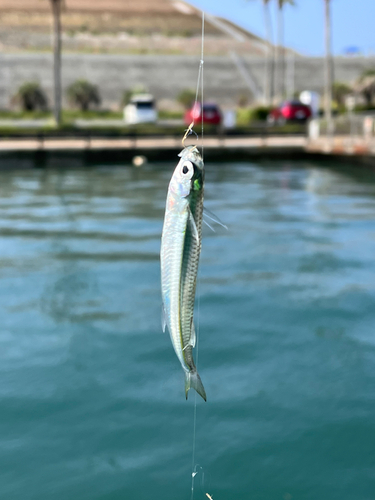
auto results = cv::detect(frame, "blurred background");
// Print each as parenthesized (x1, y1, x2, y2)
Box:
(0, 0, 373, 128)
(1, 1, 375, 500)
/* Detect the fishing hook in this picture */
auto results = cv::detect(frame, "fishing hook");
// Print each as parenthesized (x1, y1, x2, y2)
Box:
(182, 121, 199, 147)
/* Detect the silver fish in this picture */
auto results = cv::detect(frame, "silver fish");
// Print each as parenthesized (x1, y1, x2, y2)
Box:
(160, 145, 206, 401)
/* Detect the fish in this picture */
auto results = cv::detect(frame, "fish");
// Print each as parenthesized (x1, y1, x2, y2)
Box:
(160, 145, 206, 402)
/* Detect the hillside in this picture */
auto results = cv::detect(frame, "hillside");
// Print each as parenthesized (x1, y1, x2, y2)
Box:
(0, 0, 268, 55)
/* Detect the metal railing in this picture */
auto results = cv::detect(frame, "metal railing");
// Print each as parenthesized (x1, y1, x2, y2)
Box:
(309, 114, 375, 141)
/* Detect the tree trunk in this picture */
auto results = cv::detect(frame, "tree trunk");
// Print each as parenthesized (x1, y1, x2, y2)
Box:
(51, 0, 62, 126)
(275, 1, 284, 101)
(263, 0, 274, 105)
(286, 52, 295, 100)
(363, 89, 372, 106)
(324, 0, 332, 130)
(278, 3, 285, 99)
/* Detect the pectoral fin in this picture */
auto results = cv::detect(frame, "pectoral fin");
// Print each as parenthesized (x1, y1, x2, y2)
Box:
(203, 206, 228, 232)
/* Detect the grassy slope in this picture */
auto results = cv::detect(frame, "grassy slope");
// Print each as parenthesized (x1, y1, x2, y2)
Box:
(0, 0, 267, 55)
(0, 0, 220, 36)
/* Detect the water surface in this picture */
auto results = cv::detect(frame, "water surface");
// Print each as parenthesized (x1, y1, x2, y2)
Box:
(1, 160, 375, 500)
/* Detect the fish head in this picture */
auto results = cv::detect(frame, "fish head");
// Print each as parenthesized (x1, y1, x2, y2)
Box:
(169, 146, 204, 198)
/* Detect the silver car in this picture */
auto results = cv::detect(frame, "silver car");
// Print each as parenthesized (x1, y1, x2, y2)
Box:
(124, 94, 157, 124)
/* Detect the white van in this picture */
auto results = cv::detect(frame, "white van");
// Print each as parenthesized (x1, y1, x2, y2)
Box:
(124, 94, 157, 124)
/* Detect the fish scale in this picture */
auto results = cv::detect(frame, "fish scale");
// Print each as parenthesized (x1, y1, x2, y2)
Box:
(180, 186, 204, 358)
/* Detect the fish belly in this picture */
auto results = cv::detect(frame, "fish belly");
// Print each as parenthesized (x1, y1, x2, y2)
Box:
(161, 198, 189, 371)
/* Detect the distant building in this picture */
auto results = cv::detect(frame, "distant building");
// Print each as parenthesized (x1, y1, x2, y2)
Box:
(343, 46, 362, 57)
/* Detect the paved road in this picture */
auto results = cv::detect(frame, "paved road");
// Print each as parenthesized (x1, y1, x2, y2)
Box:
(0, 119, 53, 128)
(0, 118, 183, 128)
(74, 119, 183, 127)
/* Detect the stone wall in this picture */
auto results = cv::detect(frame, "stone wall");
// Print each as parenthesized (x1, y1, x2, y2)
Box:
(0, 53, 374, 110)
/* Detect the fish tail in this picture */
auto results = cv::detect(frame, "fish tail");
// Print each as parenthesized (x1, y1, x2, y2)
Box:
(185, 370, 207, 402)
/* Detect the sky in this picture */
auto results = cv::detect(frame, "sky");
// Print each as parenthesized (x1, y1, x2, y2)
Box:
(188, 0, 374, 56)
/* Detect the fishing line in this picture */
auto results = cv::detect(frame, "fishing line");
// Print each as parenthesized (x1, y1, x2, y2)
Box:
(190, 11, 205, 500)
(190, 280, 200, 500)
(200, 10, 204, 160)
(182, 11, 205, 152)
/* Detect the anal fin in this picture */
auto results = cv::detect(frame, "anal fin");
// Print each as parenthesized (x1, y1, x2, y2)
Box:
(183, 322, 196, 350)
(161, 304, 167, 333)
(190, 322, 196, 348)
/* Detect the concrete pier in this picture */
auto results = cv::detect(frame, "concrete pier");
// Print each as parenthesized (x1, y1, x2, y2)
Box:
(0, 135, 309, 166)
(0, 134, 374, 167)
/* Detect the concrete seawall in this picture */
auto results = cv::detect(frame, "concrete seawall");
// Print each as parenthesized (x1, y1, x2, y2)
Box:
(0, 135, 309, 167)
(1, 53, 374, 109)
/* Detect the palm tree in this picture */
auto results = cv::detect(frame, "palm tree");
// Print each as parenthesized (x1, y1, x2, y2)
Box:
(262, 0, 274, 105)
(247, 0, 274, 106)
(324, 0, 333, 131)
(275, 0, 294, 100)
(50, 0, 62, 126)
(67, 80, 101, 111)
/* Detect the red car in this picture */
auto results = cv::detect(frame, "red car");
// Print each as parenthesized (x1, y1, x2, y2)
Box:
(184, 102, 222, 126)
(268, 100, 312, 124)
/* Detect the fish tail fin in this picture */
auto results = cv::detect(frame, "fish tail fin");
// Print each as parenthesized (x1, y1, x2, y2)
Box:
(185, 370, 207, 402)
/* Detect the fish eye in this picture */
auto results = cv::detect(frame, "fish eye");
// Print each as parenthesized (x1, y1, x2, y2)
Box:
(181, 161, 194, 176)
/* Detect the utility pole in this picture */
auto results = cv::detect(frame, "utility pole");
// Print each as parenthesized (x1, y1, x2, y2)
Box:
(324, 0, 333, 134)
(51, 0, 62, 126)
(262, 0, 273, 105)
(277, 1, 284, 99)
(286, 52, 295, 100)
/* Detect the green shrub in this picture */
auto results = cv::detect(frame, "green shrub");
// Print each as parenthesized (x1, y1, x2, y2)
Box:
(249, 106, 272, 121)
(354, 103, 375, 113)
(359, 68, 375, 80)
(176, 89, 196, 109)
(62, 109, 122, 120)
(11, 81, 48, 111)
(237, 106, 272, 126)
(356, 69, 375, 106)
(67, 79, 101, 111)
(237, 94, 250, 108)
(158, 109, 183, 119)
(236, 108, 252, 126)
(332, 81, 352, 107)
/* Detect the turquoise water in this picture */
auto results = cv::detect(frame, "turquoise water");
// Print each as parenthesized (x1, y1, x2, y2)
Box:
(1, 160, 375, 500)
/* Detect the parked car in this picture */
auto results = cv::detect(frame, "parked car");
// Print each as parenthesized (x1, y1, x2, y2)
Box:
(124, 94, 157, 124)
(267, 100, 312, 124)
(184, 102, 222, 126)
